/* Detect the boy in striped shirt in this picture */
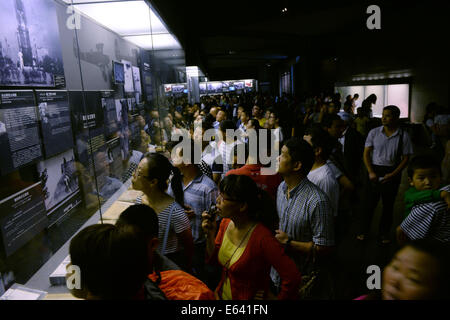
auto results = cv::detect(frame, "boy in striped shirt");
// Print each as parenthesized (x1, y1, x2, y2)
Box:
(396, 155, 450, 244)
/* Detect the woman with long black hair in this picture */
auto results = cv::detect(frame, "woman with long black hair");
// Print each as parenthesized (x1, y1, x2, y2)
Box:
(132, 152, 194, 271)
(201, 174, 301, 300)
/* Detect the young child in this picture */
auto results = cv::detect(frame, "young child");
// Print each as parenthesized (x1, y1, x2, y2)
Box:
(403, 155, 450, 217)
(396, 155, 450, 244)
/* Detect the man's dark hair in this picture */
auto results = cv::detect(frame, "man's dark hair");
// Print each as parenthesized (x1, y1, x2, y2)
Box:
(240, 108, 250, 117)
(116, 204, 159, 239)
(354, 93, 359, 98)
(220, 119, 236, 132)
(69, 223, 149, 299)
(248, 118, 261, 130)
(201, 119, 213, 132)
(204, 113, 215, 124)
(383, 105, 401, 119)
(305, 126, 334, 160)
(269, 108, 281, 120)
(321, 114, 342, 129)
(407, 155, 442, 178)
(284, 138, 315, 175)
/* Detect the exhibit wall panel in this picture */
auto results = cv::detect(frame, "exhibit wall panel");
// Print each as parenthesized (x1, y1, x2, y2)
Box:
(0, 0, 185, 295)
(335, 83, 410, 118)
(55, 1, 140, 91)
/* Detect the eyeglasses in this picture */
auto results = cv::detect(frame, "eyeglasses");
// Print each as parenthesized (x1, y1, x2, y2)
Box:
(218, 192, 240, 202)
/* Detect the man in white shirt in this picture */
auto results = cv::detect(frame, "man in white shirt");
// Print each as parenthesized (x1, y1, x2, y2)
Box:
(304, 127, 340, 217)
(217, 120, 243, 181)
(357, 105, 414, 244)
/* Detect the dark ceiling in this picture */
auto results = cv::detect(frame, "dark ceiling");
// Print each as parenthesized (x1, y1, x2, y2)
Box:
(150, 0, 448, 80)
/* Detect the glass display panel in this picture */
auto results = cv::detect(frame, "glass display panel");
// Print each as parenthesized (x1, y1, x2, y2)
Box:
(0, 0, 186, 296)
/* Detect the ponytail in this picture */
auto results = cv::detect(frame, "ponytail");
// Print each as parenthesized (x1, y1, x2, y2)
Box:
(170, 166, 184, 207)
(144, 153, 184, 207)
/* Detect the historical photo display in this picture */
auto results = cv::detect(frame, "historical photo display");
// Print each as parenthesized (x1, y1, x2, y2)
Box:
(37, 148, 79, 216)
(36, 90, 74, 158)
(0, 182, 48, 257)
(0, 0, 64, 87)
(0, 90, 42, 175)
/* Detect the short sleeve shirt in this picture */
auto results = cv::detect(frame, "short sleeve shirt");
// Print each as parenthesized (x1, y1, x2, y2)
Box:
(401, 185, 450, 242)
(276, 179, 335, 246)
(169, 174, 218, 244)
(135, 197, 191, 254)
(365, 126, 414, 166)
(307, 164, 340, 217)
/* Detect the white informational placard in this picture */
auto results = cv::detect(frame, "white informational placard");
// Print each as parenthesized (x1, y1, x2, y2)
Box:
(0, 284, 47, 300)
(49, 256, 71, 286)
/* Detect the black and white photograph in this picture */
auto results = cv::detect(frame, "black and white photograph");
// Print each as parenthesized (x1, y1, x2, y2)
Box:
(121, 60, 134, 93)
(114, 98, 130, 160)
(0, 0, 64, 87)
(37, 149, 79, 214)
(221, 81, 231, 92)
(199, 82, 207, 95)
(102, 91, 120, 138)
(36, 90, 74, 158)
(172, 84, 185, 94)
(207, 81, 223, 94)
(113, 61, 124, 85)
(132, 66, 142, 94)
(233, 81, 244, 89)
(106, 136, 123, 180)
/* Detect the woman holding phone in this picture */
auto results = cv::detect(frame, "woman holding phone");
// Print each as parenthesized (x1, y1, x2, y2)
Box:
(201, 174, 301, 300)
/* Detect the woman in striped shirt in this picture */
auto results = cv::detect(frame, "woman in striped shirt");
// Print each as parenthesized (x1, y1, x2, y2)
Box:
(132, 153, 194, 272)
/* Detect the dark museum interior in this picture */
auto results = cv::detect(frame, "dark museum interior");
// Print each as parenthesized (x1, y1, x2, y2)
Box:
(0, 0, 449, 303)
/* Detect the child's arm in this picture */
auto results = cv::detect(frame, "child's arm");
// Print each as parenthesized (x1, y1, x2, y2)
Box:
(396, 226, 409, 246)
(441, 190, 450, 209)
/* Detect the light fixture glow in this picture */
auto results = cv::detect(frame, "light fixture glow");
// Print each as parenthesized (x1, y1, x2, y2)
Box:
(124, 34, 181, 50)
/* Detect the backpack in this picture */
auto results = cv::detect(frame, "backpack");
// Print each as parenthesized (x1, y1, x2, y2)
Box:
(148, 270, 215, 300)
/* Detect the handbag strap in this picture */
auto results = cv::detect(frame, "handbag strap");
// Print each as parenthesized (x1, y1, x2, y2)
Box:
(161, 203, 175, 255)
(395, 128, 404, 166)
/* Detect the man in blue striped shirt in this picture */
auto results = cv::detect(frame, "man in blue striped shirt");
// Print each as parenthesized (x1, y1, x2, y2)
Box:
(170, 141, 218, 282)
(271, 138, 335, 298)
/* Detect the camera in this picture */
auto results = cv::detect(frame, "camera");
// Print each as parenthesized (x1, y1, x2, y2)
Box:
(208, 204, 217, 221)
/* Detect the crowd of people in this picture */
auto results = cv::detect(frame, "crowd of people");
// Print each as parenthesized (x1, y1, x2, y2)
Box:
(67, 90, 450, 300)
